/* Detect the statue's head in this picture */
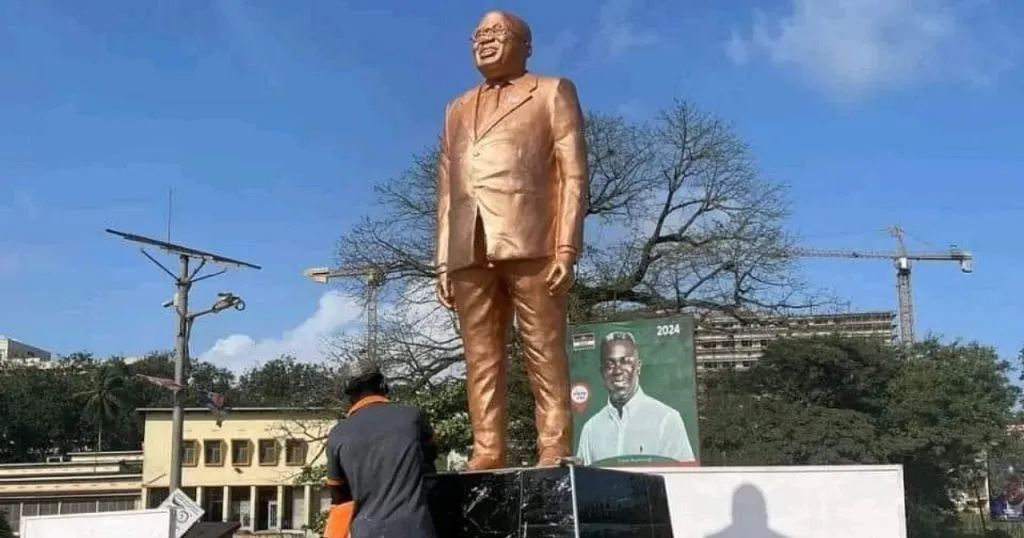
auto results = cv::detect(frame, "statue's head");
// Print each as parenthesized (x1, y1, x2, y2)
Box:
(471, 10, 532, 81)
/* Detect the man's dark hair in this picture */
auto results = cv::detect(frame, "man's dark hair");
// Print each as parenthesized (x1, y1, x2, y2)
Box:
(343, 361, 389, 402)
(601, 331, 638, 353)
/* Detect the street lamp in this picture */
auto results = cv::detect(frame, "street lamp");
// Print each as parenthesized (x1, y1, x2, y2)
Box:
(106, 228, 259, 493)
(303, 265, 385, 363)
(303, 267, 333, 284)
(164, 291, 247, 335)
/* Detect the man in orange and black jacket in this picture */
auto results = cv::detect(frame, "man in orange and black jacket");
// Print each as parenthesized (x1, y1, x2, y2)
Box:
(323, 362, 439, 538)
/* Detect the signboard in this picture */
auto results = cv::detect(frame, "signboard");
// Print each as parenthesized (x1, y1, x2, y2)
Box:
(21, 508, 174, 538)
(989, 435, 1024, 522)
(159, 488, 205, 538)
(568, 314, 700, 466)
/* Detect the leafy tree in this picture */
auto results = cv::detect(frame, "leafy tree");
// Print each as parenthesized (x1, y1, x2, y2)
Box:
(75, 361, 130, 451)
(701, 335, 1018, 538)
(0, 512, 12, 538)
(188, 361, 236, 395)
(886, 340, 1018, 537)
(235, 355, 341, 407)
(0, 363, 90, 461)
(393, 378, 470, 455)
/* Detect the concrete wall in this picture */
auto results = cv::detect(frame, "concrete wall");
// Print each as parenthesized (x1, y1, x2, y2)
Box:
(624, 465, 907, 538)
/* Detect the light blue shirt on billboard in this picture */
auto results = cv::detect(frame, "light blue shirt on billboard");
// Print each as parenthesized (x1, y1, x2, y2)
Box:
(576, 387, 695, 464)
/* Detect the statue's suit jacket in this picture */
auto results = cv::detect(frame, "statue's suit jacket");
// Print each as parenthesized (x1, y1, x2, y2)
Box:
(436, 72, 589, 275)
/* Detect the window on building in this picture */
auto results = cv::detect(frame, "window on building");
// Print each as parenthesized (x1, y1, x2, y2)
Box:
(98, 498, 136, 512)
(182, 440, 199, 466)
(204, 440, 224, 466)
(23, 501, 59, 516)
(285, 439, 308, 466)
(231, 440, 251, 466)
(60, 500, 97, 514)
(258, 440, 279, 466)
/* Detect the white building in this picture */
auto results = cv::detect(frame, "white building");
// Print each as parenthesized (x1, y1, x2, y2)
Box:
(0, 337, 51, 362)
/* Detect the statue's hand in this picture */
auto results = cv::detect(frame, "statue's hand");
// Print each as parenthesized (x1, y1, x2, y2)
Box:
(545, 253, 576, 296)
(436, 273, 455, 310)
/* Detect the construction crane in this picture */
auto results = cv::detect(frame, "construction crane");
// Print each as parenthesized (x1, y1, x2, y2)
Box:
(794, 225, 973, 345)
(303, 265, 387, 362)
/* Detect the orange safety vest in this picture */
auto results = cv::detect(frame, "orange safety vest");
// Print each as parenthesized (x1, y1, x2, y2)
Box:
(322, 395, 390, 538)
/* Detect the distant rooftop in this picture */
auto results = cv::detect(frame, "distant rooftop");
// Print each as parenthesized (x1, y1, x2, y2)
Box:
(138, 407, 334, 414)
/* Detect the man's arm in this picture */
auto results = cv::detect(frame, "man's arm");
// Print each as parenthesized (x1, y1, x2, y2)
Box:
(657, 410, 696, 462)
(325, 434, 353, 505)
(550, 78, 588, 258)
(435, 103, 452, 275)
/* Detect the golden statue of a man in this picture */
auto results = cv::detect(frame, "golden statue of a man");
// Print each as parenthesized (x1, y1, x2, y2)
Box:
(434, 10, 588, 470)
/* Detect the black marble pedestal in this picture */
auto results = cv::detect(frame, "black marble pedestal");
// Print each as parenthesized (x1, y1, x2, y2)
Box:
(426, 465, 674, 538)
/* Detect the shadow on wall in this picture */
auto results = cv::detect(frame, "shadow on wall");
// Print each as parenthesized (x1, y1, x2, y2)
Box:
(705, 483, 791, 538)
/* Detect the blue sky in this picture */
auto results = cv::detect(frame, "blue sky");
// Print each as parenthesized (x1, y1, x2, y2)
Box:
(1, 0, 1021, 372)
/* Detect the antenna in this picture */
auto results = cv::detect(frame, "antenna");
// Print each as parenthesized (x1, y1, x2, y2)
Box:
(106, 227, 259, 492)
(166, 188, 173, 242)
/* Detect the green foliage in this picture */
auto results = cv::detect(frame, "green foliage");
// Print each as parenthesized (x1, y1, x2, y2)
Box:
(394, 378, 471, 455)
(75, 361, 130, 450)
(0, 350, 348, 462)
(701, 335, 1019, 538)
(303, 508, 329, 536)
(293, 463, 327, 485)
(236, 355, 342, 407)
(0, 512, 12, 538)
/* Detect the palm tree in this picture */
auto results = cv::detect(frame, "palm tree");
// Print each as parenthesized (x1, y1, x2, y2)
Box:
(75, 364, 127, 451)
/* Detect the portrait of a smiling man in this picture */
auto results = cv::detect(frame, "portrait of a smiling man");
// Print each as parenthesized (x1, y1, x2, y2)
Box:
(575, 330, 697, 465)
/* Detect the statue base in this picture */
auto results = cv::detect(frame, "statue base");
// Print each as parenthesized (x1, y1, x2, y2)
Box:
(426, 465, 674, 537)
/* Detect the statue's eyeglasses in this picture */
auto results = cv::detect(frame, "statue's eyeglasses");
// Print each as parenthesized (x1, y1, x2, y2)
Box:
(471, 26, 528, 45)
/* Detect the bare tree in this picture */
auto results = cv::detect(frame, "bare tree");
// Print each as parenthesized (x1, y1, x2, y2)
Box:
(334, 100, 821, 387)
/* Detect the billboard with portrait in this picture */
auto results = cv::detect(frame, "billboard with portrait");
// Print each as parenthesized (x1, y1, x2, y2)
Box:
(567, 314, 700, 466)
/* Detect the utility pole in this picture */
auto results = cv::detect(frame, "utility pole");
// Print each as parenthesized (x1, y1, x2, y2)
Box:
(107, 229, 260, 492)
(794, 225, 972, 345)
(172, 254, 190, 492)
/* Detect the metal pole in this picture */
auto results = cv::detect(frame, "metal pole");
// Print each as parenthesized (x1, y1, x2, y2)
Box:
(169, 254, 191, 492)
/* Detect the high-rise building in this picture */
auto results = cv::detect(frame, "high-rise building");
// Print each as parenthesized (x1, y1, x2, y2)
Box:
(0, 336, 51, 362)
(695, 311, 897, 370)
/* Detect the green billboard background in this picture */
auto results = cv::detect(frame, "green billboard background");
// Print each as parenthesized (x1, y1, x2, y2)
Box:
(568, 314, 700, 466)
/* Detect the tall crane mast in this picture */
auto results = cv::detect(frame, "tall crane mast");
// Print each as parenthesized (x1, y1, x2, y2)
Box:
(303, 265, 386, 362)
(794, 225, 973, 345)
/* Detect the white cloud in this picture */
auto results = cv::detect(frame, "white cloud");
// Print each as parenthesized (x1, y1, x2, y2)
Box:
(592, 0, 658, 60)
(197, 280, 462, 375)
(532, 29, 580, 73)
(199, 290, 363, 372)
(726, 0, 1013, 99)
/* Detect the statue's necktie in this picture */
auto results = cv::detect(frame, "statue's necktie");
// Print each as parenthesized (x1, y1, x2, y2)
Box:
(482, 83, 506, 119)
